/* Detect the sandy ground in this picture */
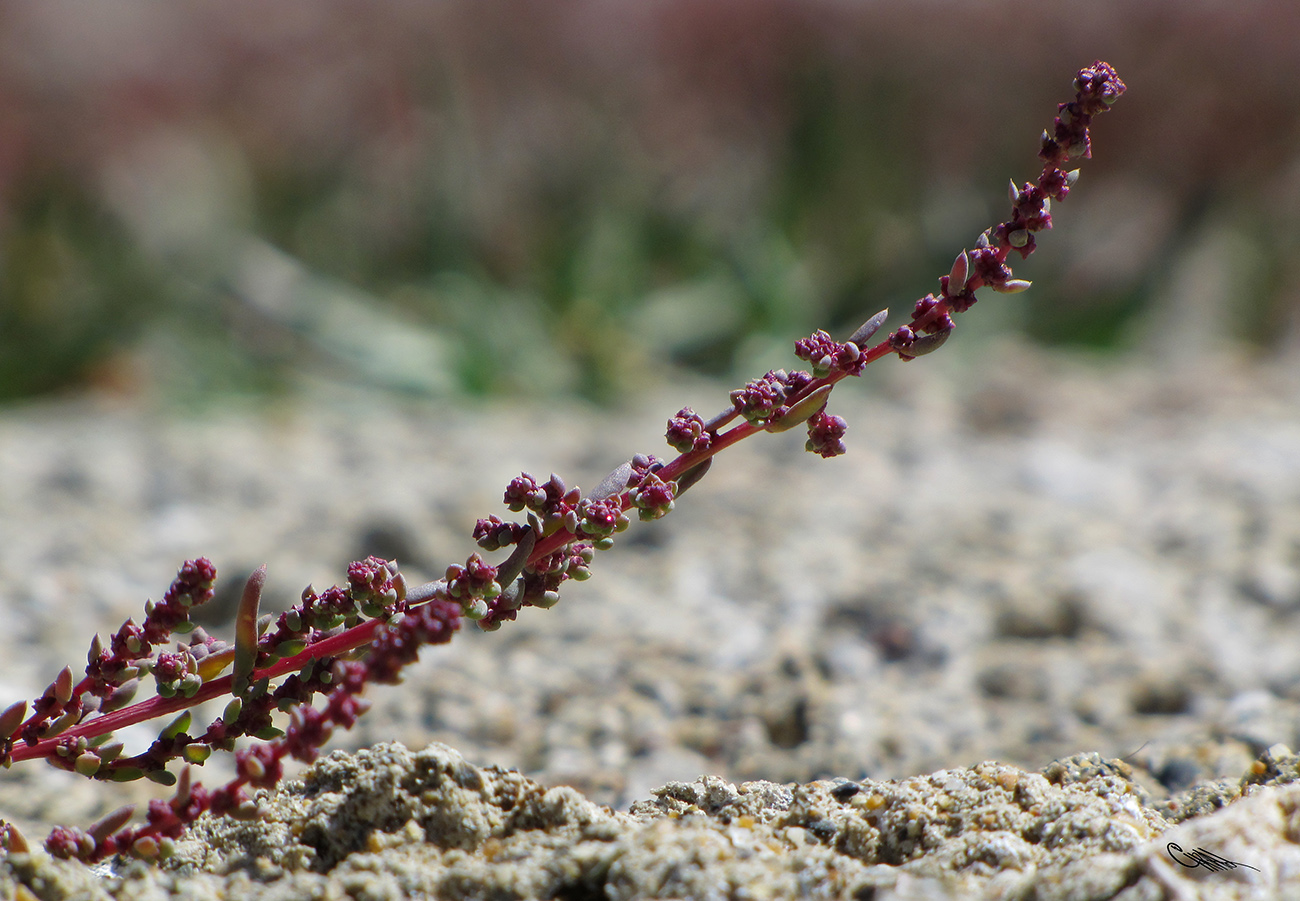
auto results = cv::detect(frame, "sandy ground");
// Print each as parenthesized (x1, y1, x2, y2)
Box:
(2, 344, 1300, 898)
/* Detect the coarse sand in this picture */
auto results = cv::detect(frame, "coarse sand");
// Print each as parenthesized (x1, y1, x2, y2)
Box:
(3, 345, 1300, 898)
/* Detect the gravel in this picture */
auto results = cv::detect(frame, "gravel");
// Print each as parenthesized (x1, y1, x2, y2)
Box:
(3, 344, 1300, 898)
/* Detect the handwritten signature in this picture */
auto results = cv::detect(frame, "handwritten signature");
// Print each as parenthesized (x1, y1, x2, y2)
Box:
(1167, 843, 1260, 873)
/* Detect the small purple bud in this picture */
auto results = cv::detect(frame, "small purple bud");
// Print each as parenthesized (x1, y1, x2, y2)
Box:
(888, 325, 915, 351)
(805, 412, 848, 458)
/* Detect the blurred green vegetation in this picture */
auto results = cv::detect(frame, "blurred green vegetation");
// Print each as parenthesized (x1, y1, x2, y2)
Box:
(0, 2, 1296, 405)
(0, 180, 161, 400)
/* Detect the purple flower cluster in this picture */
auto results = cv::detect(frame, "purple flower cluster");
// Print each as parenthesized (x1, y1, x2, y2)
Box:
(665, 408, 711, 454)
(794, 330, 865, 378)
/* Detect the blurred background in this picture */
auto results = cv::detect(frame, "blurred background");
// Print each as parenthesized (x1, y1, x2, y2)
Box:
(0, 0, 1297, 406)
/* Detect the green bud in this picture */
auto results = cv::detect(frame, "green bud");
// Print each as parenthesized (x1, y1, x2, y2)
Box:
(848, 309, 889, 347)
(41, 709, 79, 739)
(132, 836, 161, 860)
(991, 279, 1032, 294)
(161, 711, 191, 741)
(1, 822, 30, 853)
(145, 769, 177, 787)
(74, 752, 101, 778)
(534, 590, 561, 609)
(87, 805, 136, 842)
(276, 638, 308, 658)
(222, 697, 243, 724)
(108, 767, 145, 783)
(903, 330, 951, 357)
(102, 680, 139, 713)
(54, 666, 75, 705)
(767, 384, 833, 433)
(948, 251, 970, 293)
(183, 744, 212, 764)
(0, 700, 28, 741)
(253, 726, 285, 741)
